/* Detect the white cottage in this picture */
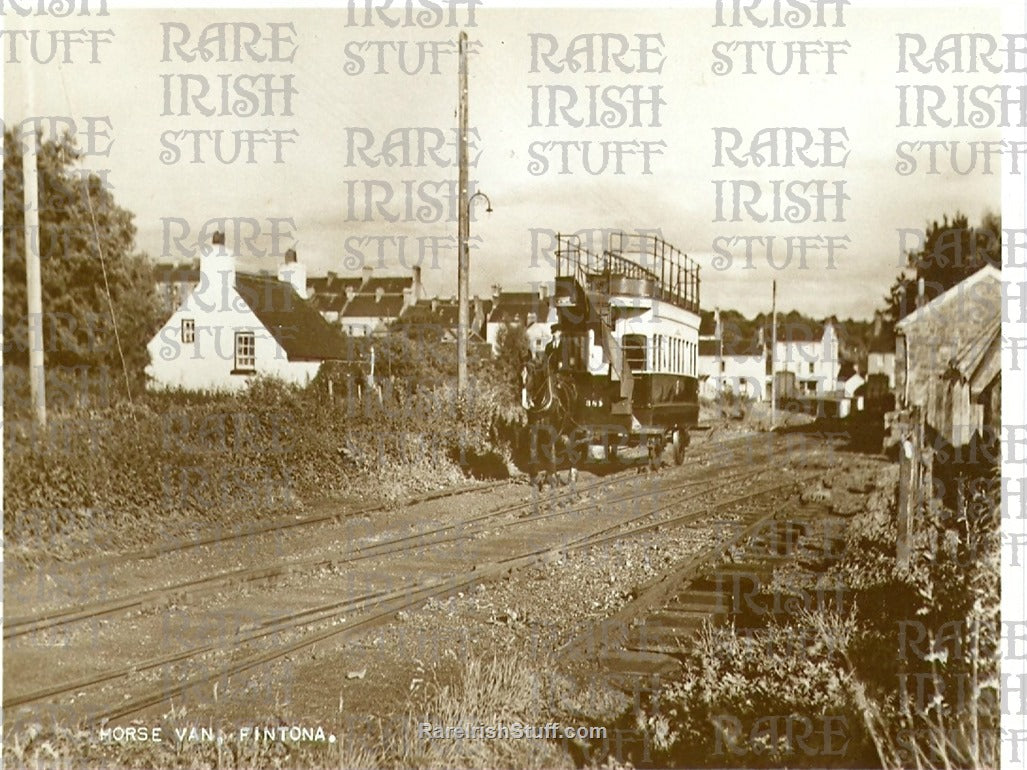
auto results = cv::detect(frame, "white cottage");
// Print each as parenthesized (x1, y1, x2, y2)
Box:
(773, 319, 840, 396)
(146, 234, 348, 391)
(697, 311, 767, 401)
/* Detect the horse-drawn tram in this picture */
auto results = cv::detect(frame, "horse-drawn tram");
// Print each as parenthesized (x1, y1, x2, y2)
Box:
(522, 231, 702, 478)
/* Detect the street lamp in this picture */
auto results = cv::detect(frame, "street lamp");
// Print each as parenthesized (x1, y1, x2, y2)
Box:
(469, 191, 493, 214)
(458, 190, 493, 393)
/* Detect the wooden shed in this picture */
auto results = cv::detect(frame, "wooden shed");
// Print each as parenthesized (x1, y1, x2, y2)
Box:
(895, 265, 1001, 449)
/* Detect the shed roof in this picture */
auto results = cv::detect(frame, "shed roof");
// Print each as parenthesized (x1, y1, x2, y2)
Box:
(896, 265, 1001, 409)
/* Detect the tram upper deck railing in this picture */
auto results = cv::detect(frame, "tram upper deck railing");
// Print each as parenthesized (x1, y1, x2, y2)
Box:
(555, 232, 700, 314)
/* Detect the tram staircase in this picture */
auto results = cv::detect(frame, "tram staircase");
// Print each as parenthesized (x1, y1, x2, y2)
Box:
(557, 269, 635, 416)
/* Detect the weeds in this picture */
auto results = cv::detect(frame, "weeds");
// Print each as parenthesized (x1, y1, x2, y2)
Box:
(4, 364, 519, 562)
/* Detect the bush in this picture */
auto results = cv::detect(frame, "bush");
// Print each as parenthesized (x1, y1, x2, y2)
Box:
(4, 357, 523, 561)
(644, 616, 875, 767)
(636, 463, 999, 769)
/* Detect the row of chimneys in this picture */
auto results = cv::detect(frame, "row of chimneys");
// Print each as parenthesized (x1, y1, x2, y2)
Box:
(203, 231, 424, 304)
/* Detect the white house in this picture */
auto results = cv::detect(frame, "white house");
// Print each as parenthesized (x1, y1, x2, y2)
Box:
(867, 310, 896, 389)
(337, 266, 421, 337)
(486, 285, 555, 355)
(773, 319, 840, 395)
(697, 310, 768, 401)
(146, 235, 349, 391)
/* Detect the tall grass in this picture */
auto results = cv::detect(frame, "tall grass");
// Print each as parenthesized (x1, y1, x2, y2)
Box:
(5, 655, 578, 770)
(3, 364, 519, 562)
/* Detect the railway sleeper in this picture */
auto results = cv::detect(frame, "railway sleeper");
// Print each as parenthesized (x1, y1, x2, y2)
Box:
(598, 648, 683, 679)
(666, 590, 733, 613)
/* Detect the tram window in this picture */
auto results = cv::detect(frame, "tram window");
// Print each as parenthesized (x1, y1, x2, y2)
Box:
(623, 334, 646, 372)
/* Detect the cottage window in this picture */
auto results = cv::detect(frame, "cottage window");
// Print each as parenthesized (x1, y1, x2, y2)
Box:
(234, 331, 256, 373)
(181, 318, 195, 343)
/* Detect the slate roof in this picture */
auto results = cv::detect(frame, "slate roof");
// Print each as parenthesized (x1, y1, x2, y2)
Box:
(309, 275, 362, 315)
(341, 292, 407, 319)
(362, 276, 412, 295)
(722, 334, 765, 357)
(698, 334, 764, 358)
(868, 325, 897, 354)
(698, 339, 719, 357)
(698, 310, 717, 337)
(489, 292, 548, 325)
(775, 320, 823, 344)
(235, 273, 349, 361)
(154, 263, 200, 283)
(398, 298, 493, 336)
(338, 276, 413, 320)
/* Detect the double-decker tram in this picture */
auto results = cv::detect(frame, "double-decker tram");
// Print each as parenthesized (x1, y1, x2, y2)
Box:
(521, 231, 702, 480)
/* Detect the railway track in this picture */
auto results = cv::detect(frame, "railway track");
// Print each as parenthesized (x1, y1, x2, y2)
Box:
(87, 474, 811, 725)
(563, 474, 846, 691)
(5, 431, 772, 641)
(5, 435, 806, 723)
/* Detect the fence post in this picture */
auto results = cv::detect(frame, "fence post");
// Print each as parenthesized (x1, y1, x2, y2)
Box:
(896, 409, 920, 570)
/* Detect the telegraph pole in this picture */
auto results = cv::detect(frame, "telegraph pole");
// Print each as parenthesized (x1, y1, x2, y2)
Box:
(770, 280, 777, 430)
(456, 30, 470, 394)
(23, 75, 47, 430)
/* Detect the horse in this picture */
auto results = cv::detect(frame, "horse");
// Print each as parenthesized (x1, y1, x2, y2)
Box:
(521, 353, 580, 488)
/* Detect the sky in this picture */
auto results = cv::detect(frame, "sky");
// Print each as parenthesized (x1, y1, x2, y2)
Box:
(2, 2, 1010, 320)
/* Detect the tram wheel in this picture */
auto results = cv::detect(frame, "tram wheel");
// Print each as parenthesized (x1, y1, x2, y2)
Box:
(671, 428, 689, 466)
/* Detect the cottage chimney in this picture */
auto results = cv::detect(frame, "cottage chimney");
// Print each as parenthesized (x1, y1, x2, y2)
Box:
(277, 248, 308, 298)
(916, 277, 926, 309)
(873, 310, 883, 338)
(375, 286, 385, 303)
(326, 271, 337, 289)
(345, 284, 356, 302)
(199, 230, 234, 296)
(491, 284, 501, 302)
(431, 298, 439, 313)
(412, 265, 423, 301)
(361, 265, 373, 285)
(539, 283, 549, 301)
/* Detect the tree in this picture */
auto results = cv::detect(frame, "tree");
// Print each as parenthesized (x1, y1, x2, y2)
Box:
(883, 211, 1001, 323)
(3, 128, 161, 383)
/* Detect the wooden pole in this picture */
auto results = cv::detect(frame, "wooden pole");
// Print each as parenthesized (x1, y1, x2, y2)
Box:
(896, 409, 921, 570)
(22, 77, 47, 430)
(770, 280, 777, 429)
(457, 30, 470, 394)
